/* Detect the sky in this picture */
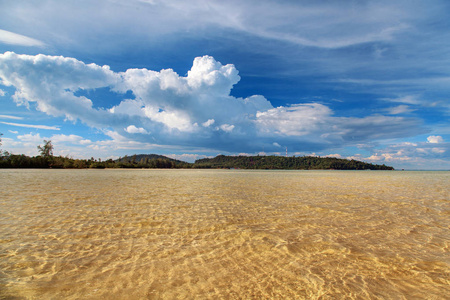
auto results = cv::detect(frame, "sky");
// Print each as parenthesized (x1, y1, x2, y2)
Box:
(0, 0, 449, 169)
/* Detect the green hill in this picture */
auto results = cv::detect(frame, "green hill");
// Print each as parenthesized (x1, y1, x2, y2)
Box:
(194, 155, 394, 170)
(115, 154, 190, 168)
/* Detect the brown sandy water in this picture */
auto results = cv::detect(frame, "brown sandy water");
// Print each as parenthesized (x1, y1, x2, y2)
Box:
(0, 169, 449, 299)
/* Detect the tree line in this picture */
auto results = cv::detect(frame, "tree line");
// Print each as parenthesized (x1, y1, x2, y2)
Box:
(0, 137, 188, 169)
(0, 136, 393, 170)
(0, 153, 189, 169)
(194, 155, 394, 170)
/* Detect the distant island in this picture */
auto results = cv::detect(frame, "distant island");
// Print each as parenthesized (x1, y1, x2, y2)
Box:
(194, 155, 393, 170)
(0, 153, 394, 170)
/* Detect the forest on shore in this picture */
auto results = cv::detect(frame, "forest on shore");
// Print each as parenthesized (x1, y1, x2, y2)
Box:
(194, 155, 393, 170)
(0, 138, 393, 170)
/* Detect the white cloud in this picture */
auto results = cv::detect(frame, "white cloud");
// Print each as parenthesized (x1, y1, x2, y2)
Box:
(256, 104, 331, 136)
(0, 121, 60, 130)
(366, 152, 411, 163)
(109, 99, 145, 116)
(219, 124, 235, 133)
(80, 139, 92, 145)
(143, 107, 196, 132)
(427, 135, 444, 143)
(187, 56, 240, 95)
(0, 114, 22, 120)
(0, 29, 45, 47)
(386, 105, 415, 115)
(431, 147, 445, 154)
(0, 133, 39, 156)
(125, 125, 148, 134)
(355, 136, 450, 169)
(381, 95, 421, 105)
(255, 104, 422, 144)
(0, 52, 118, 123)
(0, 89, 5, 96)
(51, 134, 89, 144)
(17, 132, 40, 141)
(202, 119, 215, 127)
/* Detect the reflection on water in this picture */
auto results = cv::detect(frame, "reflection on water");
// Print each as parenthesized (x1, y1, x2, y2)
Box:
(0, 169, 449, 299)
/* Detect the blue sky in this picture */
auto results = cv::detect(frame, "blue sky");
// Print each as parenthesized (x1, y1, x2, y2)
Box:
(0, 0, 449, 169)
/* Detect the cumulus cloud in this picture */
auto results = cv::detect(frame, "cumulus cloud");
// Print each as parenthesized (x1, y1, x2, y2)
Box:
(187, 56, 240, 95)
(202, 119, 215, 127)
(0, 52, 426, 153)
(51, 134, 91, 144)
(219, 124, 235, 133)
(17, 132, 42, 143)
(125, 125, 148, 134)
(256, 104, 331, 136)
(0, 52, 117, 123)
(427, 135, 444, 143)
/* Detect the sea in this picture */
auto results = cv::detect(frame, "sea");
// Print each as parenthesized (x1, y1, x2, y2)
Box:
(0, 169, 448, 299)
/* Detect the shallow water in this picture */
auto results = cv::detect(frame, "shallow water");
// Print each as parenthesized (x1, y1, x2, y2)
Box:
(0, 169, 449, 299)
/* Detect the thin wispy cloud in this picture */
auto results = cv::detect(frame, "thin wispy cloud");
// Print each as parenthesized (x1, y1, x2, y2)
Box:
(0, 121, 60, 130)
(0, 29, 45, 47)
(385, 105, 415, 115)
(0, 114, 23, 120)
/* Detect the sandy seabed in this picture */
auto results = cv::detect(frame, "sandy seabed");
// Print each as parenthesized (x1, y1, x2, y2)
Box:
(1, 169, 449, 299)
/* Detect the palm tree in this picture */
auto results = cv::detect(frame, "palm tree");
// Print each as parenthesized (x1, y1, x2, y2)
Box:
(37, 140, 54, 157)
